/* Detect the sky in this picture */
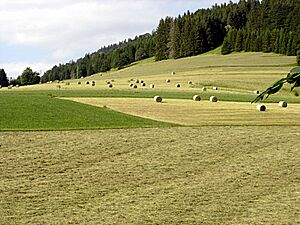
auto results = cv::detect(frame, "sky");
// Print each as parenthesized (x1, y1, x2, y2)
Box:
(0, 0, 237, 78)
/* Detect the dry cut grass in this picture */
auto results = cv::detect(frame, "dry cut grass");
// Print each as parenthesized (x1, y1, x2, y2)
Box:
(0, 126, 299, 224)
(63, 97, 300, 126)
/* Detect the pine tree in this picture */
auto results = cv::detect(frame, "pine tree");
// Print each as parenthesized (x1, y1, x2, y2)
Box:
(262, 29, 271, 52)
(168, 18, 181, 59)
(155, 17, 172, 60)
(234, 29, 244, 52)
(0, 69, 9, 87)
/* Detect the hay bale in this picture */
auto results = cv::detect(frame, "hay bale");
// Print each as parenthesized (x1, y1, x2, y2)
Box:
(193, 95, 201, 101)
(278, 101, 287, 108)
(210, 96, 218, 102)
(77, 81, 81, 85)
(141, 83, 146, 87)
(256, 104, 266, 111)
(80, 76, 84, 79)
(85, 81, 90, 85)
(150, 84, 155, 88)
(110, 79, 114, 82)
(132, 85, 137, 89)
(16, 84, 19, 88)
(129, 83, 134, 87)
(135, 79, 140, 83)
(253, 90, 260, 94)
(202, 87, 207, 92)
(175, 83, 181, 88)
(140, 80, 144, 84)
(57, 85, 61, 89)
(92, 82, 96, 86)
(188, 81, 193, 85)
(0, 85, 2, 89)
(166, 79, 171, 83)
(7, 85, 12, 89)
(171, 71, 176, 75)
(108, 83, 113, 88)
(213, 87, 218, 90)
(65, 82, 70, 85)
(106, 81, 110, 84)
(154, 96, 162, 102)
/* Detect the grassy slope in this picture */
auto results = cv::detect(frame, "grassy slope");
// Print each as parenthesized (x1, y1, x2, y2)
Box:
(1, 126, 299, 224)
(0, 93, 172, 130)
(5, 52, 298, 102)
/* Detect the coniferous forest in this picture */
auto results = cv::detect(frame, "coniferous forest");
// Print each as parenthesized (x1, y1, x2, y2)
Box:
(40, 0, 300, 83)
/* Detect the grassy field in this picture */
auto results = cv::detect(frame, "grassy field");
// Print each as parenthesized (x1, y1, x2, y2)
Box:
(0, 52, 299, 224)
(0, 93, 171, 130)
(64, 97, 300, 126)
(1, 126, 299, 224)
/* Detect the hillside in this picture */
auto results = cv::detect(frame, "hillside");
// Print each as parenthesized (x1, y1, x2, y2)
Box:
(36, 0, 300, 84)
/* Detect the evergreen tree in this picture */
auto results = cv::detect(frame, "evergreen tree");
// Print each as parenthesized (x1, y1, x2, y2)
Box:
(168, 18, 181, 59)
(234, 29, 244, 52)
(297, 50, 300, 66)
(0, 69, 9, 87)
(155, 17, 172, 60)
(262, 29, 272, 52)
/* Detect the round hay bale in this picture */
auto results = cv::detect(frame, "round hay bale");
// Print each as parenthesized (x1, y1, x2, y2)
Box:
(106, 81, 110, 84)
(154, 96, 162, 102)
(253, 90, 260, 94)
(140, 80, 144, 84)
(193, 95, 201, 101)
(278, 101, 287, 108)
(166, 79, 171, 83)
(110, 79, 114, 82)
(57, 85, 61, 89)
(188, 81, 193, 85)
(171, 71, 176, 75)
(150, 84, 155, 88)
(77, 81, 81, 85)
(85, 81, 90, 85)
(108, 84, 113, 88)
(129, 83, 134, 87)
(135, 79, 139, 83)
(210, 96, 218, 102)
(132, 85, 137, 89)
(213, 87, 218, 90)
(175, 83, 181, 88)
(141, 83, 146, 87)
(80, 76, 84, 79)
(256, 104, 266, 111)
(92, 83, 96, 86)
(7, 85, 12, 89)
(65, 82, 70, 85)
(16, 84, 20, 88)
(202, 87, 207, 92)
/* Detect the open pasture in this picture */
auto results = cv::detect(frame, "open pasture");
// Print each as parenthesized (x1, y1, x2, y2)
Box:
(1, 126, 299, 224)
(12, 52, 298, 98)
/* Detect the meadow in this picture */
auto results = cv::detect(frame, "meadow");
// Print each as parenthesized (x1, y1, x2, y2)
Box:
(0, 52, 299, 224)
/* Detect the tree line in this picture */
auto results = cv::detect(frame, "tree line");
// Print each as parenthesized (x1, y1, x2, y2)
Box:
(0, 67, 40, 87)
(1, 0, 299, 85)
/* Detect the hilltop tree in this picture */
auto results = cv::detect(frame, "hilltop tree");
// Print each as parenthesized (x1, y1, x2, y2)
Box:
(0, 69, 9, 87)
(20, 67, 40, 85)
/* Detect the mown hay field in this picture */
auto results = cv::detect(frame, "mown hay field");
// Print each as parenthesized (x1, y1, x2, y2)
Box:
(63, 97, 300, 126)
(0, 52, 299, 224)
(1, 126, 299, 224)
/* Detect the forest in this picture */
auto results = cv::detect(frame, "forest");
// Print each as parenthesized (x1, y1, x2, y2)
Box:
(24, 0, 300, 83)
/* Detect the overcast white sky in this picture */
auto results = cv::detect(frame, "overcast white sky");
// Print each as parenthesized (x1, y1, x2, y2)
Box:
(0, 0, 237, 78)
